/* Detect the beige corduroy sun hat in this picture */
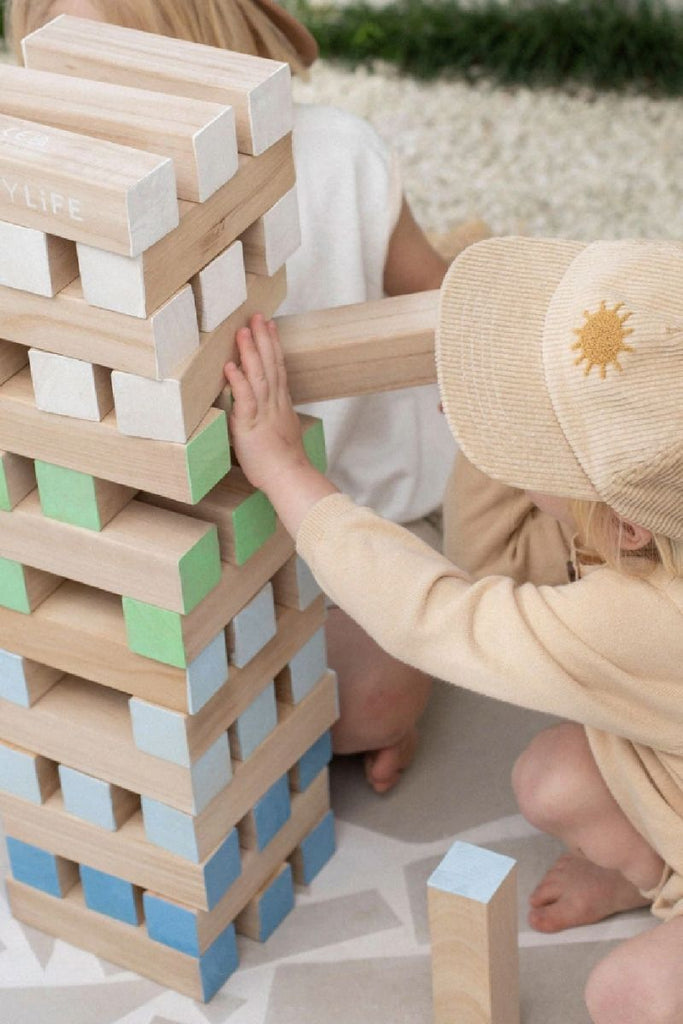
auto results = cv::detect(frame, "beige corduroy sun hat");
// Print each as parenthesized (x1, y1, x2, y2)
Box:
(436, 236, 683, 539)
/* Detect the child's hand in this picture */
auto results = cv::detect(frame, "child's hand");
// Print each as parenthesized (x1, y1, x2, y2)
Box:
(225, 314, 337, 535)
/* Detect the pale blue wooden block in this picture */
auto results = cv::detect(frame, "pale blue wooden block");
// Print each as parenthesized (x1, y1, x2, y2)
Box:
(59, 764, 121, 831)
(273, 554, 321, 610)
(229, 582, 276, 668)
(0, 649, 33, 705)
(250, 863, 295, 941)
(185, 631, 229, 714)
(250, 774, 291, 851)
(295, 731, 333, 791)
(294, 811, 335, 885)
(0, 742, 51, 804)
(284, 628, 328, 703)
(80, 864, 142, 925)
(200, 923, 239, 1002)
(289, 556, 321, 608)
(428, 841, 516, 903)
(129, 698, 191, 766)
(231, 682, 277, 760)
(190, 733, 232, 813)
(6, 837, 73, 897)
(144, 891, 202, 955)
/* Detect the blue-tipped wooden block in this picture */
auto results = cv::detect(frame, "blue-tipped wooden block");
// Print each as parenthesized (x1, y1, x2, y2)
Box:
(141, 791, 240, 868)
(228, 582, 277, 668)
(0, 648, 62, 707)
(271, 553, 321, 611)
(290, 810, 335, 885)
(238, 774, 291, 851)
(275, 627, 328, 704)
(228, 681, 278, 760)
(6, 836, 79, 897)
(235, 862, 294, 942)
(80, 864, 143, 925)
(58, 764, 139, 831)
(0, 740, 59, 803)
(131, 732, 231, 812)
(427, 841, 519, 1024)
(290, 731, 333, 793)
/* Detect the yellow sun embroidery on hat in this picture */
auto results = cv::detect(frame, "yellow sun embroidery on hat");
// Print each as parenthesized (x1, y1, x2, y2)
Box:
(571, 300, 635, 379)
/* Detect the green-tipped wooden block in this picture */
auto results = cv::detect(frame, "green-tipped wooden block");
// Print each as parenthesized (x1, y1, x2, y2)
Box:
(35, 461, 136, 531)
(301, 416, 327, 473)
(123, 598, 189, 668)
(0, 452, 35, 511)
(231, 489, 276, 565)
(0, 557, 61, 614)
(186, 412, 231, 504)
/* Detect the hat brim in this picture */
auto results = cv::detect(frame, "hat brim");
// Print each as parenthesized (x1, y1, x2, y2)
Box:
(436, 236, 599, 499)
(255, 0, 318, 66)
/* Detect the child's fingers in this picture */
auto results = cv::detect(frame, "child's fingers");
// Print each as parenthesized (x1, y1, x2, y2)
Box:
(224, 361, 257, 422)
(234, 325, 269, 402)
(250, 313, 281, 397)
(266, 319, 291, 408)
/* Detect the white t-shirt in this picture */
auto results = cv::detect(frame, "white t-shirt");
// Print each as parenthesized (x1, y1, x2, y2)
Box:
(278, 103, 456, 524)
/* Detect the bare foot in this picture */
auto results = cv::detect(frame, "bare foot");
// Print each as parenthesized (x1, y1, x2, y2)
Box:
(528, 853, 650, 933)
(364, 728, 419, 794)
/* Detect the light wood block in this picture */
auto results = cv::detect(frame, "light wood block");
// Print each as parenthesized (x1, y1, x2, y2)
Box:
(228, 682, 278, 761)
(0, 369, 230, 503)
(111, 268, 286, 443)
(29, 349, 113, 421)
(289, 808, 335, 885)
(0, 220, 77, 296)
(228, 583, 277, 669)
(0, 112, 178, 256)
(58, 765, 139, 832)
(235, 862, 294, 942)
(191, 240, 247, 332)
(35, 461, 136, 531)
(275, 289, 440, 403)
(0, 451, 35, 511)
(75, 134, 294, 318)
(275, 627, 328, 705)
(241, 185, 300, 276)
(7, 837, 79, 897)
(0, 490, 221, 614)
(24, 15, 293, 156)
(0, 739, 59, 804)
(0, 648, 62, 707)
(427, 841, 520, 1024)
(271, 553, 322, 611)
(0, 557, 62, 614)
(0, 63, 237, 203)
(0, 339, 28, 384)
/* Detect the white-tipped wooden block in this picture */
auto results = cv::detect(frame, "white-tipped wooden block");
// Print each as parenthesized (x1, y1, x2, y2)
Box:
(0, 739, 59, 804)
(228, 583, 277, 669)
(0, 648, 62, 707)
(24, 15, 293, 156)
(111, 374, 189, 443)
(29, 349, 113, 421)
(241, 186, 300, 276)
(0, 452, 35, 511)
(191, 240, 247, 332)
(427, 841, 519, 1024)
(0, 221, 77, 297)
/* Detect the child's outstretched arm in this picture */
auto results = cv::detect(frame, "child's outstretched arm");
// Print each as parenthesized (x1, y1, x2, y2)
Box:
(224, 314, 338, 537)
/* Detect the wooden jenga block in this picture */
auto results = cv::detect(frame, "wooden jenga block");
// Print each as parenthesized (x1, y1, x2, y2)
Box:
(28, 349, 113, 421)
(0, 555, 62, 613)
(228, 583, 277, 669)
(289, 731, 333, 794)
(0, 220, 77, 296)
(427, 841, 519, 1024)
(0, 63, 238, 203)
(241, 185, 300, 276)
(80, 863, 144, 925)
(271, 553, 322, 611)
(300, 414, 328, 472)
(58, 764, 139, 832)
(24, 15, 293, 156)
(235, 862, 294, 942)
(75, 134, 294, 318)
(0, 339, 29, 384)
(0, 648, 62, 707)
(0, 451, 35, 510)
(0, 739, 59, 803)
(0, 369, 230, 503)
(228, 683, 278, 761)
(237, 774, 291, 852)
(0, 112, 178, 255)
(0, 490, 221, 614)
(289, 809, 336, 886)
(275, 628, 328, 705)
(34, 461, 136, 531)
(111, 267, 286, 443)
(191, 240, 247, 332)
(6, 836, 79, 897)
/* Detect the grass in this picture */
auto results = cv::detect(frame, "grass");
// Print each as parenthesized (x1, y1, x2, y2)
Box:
(289, 0, 683, 93)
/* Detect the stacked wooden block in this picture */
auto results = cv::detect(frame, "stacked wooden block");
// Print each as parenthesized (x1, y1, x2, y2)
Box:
(0, 15, 338, 1001)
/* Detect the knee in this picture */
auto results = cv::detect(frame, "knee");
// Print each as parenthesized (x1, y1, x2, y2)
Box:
(586, 948, 681, 1024)
(511, 724, 585, 832)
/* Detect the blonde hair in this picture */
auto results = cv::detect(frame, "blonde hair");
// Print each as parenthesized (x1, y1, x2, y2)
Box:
(571, 499, 683, 577)
(6, 0, 310, 75)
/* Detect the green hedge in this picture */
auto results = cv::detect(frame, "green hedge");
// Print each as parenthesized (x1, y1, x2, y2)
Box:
(291, 0, 683, 93)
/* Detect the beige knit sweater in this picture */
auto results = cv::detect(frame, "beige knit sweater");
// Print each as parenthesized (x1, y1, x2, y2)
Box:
(297, 471, 683, 915)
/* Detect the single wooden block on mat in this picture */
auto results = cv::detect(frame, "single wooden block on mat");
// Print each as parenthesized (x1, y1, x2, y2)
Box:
(58, 764, 139, 832)
(0, 220, 77, 296)
(35, 461, 136, 530)
(235, 861, 294, 942)
(0, 556, 62, 614)
(0, 647, 62, 707)
(271, 554, 321, 611)
(275, 628, 328, 705)
(427, 841, 519, 1024)
(228, 583, 277, 669)
(29, 349, 113, 421)
(80, 863, 143, 925)
(24, 15, 293, 156)
(289, 730, 333, 793)
(191, 240, 247, 332)
(0, 339, 29, 385)
(228, 681, 278, 761)
(6, 836, 79, 897)
(241, 185, 300, 276)
(0, 63, 238, 204)
(289, 809, 335, 886)
(237, 773, 291, 852)
(0, 112, 178, 256)
(0, 739, 59, 803)
(0, 451, 35, 511)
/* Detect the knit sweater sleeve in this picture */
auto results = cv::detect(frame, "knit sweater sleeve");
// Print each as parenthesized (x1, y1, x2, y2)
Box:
(297, 493, 683, 751)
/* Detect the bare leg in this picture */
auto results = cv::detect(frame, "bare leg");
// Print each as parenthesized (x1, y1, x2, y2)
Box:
(512, 723, 663, 932)
(325, 606, 432, 794)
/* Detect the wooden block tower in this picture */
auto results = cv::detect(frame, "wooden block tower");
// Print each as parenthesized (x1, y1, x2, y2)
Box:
(0, 15, 337, 1001)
